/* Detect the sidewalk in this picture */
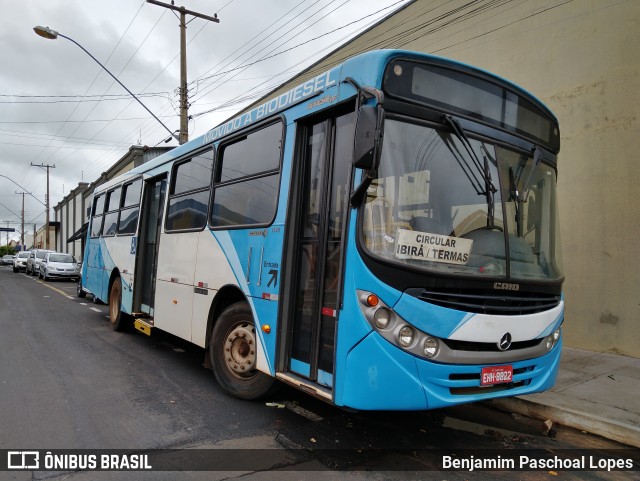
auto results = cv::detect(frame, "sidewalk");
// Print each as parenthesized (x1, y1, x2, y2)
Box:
(489, 347, 640, 448)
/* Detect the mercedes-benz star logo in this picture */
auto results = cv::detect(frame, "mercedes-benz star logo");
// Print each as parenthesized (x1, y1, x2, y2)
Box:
(497, 332, 512, 351)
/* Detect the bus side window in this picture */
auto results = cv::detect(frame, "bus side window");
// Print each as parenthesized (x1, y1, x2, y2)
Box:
(90, 193, 106, 238)
(118, 179, 142, 235)
(166, 150, 214, 232)
(103, 186, 122, 237)
(210, 122, 282, 228)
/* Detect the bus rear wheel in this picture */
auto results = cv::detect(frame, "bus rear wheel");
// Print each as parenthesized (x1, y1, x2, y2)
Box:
(109, 277, 131, 331)
(77, 278, 86, 298)
(210, 302, 276, 400)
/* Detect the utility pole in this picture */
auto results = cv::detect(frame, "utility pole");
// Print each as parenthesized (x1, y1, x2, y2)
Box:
(146, 0, 219, 144)
(15, 191, 29, 250)
(30, 163, 56, 250)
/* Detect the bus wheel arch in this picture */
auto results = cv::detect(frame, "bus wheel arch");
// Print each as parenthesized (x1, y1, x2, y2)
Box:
(206, 288, 276, 399)
(204, 285, 247, 363)
(108, 270, 131, 332)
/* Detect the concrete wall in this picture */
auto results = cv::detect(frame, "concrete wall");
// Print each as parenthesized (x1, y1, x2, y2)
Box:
(241, 0, 640, 357)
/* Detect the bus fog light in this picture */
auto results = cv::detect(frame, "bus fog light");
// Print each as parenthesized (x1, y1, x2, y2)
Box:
(423, 337, 439, 358)
(398, 326, 414, 347)
(546, 327, 561, 351)
(546, 337, 553, 350)
(373, 308, 391, 329)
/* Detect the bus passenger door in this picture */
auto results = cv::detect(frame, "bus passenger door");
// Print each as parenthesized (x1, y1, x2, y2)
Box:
(133, 176, 166, 316)
(287, 112, 355, 390)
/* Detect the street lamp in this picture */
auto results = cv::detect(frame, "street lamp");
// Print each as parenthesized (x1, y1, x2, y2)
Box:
(33, 26, 179, 143)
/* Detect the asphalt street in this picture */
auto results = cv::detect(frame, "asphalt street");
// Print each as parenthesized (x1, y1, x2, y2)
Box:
(0, 266, 634, 480)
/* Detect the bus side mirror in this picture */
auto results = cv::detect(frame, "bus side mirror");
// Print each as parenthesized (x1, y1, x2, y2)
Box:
(353, 105, 381, 169)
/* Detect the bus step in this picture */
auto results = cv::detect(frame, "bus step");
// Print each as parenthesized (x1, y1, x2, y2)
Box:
(132, 313, 153, 325)
(134, 318, 153, 336)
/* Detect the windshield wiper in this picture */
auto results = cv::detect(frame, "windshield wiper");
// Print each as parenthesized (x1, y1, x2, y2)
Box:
(521, 146, 543, 202)
(442, 114, 498, 228)
(509, 166, 523, 236)
(511, 146, 543, 237)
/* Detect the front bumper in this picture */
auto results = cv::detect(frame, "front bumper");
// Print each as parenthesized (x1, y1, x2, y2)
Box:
(46, 271, 80, 279)
(339, 330, 561, 410)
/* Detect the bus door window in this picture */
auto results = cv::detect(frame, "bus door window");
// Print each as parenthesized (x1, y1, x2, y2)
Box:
(290, 111, 356, 386)
(135, 177, 166, 316)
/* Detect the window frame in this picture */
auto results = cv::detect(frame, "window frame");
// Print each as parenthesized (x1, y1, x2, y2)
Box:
(117, 177, 143, 236)
(164, 147, 215, 234)
(208, 118, 285, 231)
(90, 193, 106, 238)
(102, 186, 122, 237)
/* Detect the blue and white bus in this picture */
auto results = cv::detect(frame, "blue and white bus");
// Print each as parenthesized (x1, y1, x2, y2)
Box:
(80, 49, 563, 410)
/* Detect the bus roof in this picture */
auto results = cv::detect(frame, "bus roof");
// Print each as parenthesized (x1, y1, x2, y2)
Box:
(95, 49, 557, 193)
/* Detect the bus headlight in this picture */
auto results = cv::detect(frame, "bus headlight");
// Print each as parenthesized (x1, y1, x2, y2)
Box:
(373, 308, 391, 329)
(357, 290, 442, 361)
(398, 326, 414, 347)
(423, 337, 439, 358)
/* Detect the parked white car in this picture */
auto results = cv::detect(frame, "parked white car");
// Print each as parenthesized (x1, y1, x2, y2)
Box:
(26, 249, 54, 275)
(39, 252, 81, 281)
(13, 251, 30, 272)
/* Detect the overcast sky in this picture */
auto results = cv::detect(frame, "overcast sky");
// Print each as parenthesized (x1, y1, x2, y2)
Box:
(0, 0, 409, 243)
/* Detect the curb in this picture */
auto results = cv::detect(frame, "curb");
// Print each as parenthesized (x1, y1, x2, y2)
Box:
(488, 397, 640, 449)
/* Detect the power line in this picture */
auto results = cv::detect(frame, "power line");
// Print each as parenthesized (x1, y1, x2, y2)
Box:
(190, 0, 344, 104)
(0, 93, 172, 104)
(0, 114, 178, 124)
(0, 128, 134, 147)
(20, 1, 149, 192)
(189, 0, 312, 92)
(191, 0, 407, 89)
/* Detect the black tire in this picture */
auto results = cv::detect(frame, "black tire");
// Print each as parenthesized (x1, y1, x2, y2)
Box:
(210, 302, 277, 400)
(39, 271, 44, 279)
(13, 267, 18, 273)
(108, 277, 131, 331)
(77, 279, 86, 298)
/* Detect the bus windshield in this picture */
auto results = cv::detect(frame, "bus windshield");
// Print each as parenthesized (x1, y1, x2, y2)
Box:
(362, 118, 563, 281)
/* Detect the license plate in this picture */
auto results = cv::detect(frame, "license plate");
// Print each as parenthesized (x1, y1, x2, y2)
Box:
(481, 365, 513, 386)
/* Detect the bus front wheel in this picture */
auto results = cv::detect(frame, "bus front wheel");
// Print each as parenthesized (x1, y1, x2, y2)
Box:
(210, 302, 276, 400)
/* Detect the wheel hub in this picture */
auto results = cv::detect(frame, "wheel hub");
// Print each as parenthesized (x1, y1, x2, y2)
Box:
(224, 323, 257, 377)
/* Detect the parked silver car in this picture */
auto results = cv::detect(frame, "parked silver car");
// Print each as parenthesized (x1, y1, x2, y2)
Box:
(26, 249, 54, 275)
(39, 252, 81, 281)
(2, 254, 15, 266)
(13, 251, 30, 272)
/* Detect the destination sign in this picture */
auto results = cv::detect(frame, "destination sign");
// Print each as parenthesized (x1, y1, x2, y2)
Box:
(395, 229, 473, 265)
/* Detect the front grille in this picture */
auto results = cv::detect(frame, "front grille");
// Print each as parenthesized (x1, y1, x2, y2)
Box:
(442, 338, 542, 352)
(412, 287, 560, 315)
(450, 380, 530, 395)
